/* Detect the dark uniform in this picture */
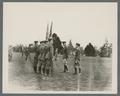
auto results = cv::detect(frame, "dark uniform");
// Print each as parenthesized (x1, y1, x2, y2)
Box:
(62, 41, 69, 72)
(74, 43, 81, 74)
(33, 41, 39, 73)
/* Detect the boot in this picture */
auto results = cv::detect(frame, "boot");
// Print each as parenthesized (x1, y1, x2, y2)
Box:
(79, 68, 81, 73)
(65, 65, 68, 72)
(73, 68, 77, 75)
(34, 66, 37, 73)
(64, 65, 66, 72)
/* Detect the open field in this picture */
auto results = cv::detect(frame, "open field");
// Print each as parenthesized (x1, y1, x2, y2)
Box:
(8, 52, 112, 91)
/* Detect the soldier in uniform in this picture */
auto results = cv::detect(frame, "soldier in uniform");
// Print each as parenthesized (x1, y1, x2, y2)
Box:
(73, 43, 81, 75)
(24, 45, 31, 61)
(62, 41, 69, 72)
(44, 38, 54, 76)
(37, 41, 46, 75)
(33, 41, 39, 73)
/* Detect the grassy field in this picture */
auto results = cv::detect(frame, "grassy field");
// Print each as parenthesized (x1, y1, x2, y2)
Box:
(8, 52, 112, 91)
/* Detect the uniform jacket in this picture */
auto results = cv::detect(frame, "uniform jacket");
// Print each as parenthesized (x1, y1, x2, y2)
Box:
(75, 47, 80, 61)
(62, 46, 68, 59)
(34, 45, 39, 58)
(38, 45, 46, 60)
(45, 44, 54, 60)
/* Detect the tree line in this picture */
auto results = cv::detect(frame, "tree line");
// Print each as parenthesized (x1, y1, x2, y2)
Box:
(67, 39, 112, 57)
(11, 39, 112, 58)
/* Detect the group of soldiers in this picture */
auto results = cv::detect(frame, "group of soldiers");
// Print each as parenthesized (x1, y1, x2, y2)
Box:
(62, 41, 81, 74)
(31, 38, 54, 76)
(28, 39, 82, 76)
(12, 33, 81, 76)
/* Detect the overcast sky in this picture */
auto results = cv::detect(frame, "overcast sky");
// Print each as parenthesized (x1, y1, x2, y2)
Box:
(3, 3, 117, 48)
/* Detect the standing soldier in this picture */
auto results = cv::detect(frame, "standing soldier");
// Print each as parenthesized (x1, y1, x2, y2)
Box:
(24, 45, 30, 61)
(73, 43, 81, 75)
(44, 38, 54, 76)
(62, 41, 69, 72)
(37, 41, 46, 75)
(37, 41, 44, 74)
(33, 41, 39, 73)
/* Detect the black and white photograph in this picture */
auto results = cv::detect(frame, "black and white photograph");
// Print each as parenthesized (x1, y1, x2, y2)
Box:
(3, 2, 117, 94)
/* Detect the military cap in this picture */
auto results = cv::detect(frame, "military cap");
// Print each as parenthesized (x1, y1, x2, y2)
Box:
(34, 41, 38, 43)
(76, 43, 80, 46)
(29, 44, 33, 46)
(40, 41, 44, 43)
(62, 41, 66, 44)
(48, 38, 52, 41)
(44, 40, 48, 43)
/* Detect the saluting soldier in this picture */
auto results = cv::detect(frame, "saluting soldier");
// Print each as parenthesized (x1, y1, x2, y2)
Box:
(33, 41, 39, 73)
(62, 41, 69, 72)
(73, 43, 81, 75)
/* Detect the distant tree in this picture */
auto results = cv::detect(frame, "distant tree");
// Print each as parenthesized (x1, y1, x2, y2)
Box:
(94, 46, 100, 56)
(99, 39, 112, 57)
(80, 47, 84, 56)
(84, 43, 96, 56)
(67, 40, 75, 54)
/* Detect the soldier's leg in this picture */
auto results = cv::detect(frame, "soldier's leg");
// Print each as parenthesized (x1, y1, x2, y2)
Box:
(63, 59, 66, 72)
(43, 60, 47, 75)
(73, 61, 78, 75)
(37, 60, 41, 73)
(46, 60, 52, 76)
(33, 57, 37, 73)
(47, 60, 52, 76)
(44, 60, 48, 76)
(63, 59, 68, 72)
(50, 60, 53, 76)
(40, 61, 43, 74)
(65, 59, 69, 72)
(78, 60, 81, 73)
(41, 60, 46, 75)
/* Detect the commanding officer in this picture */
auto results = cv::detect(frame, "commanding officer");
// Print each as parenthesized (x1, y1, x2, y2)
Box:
(62, 41, 69, 72)
(74, 43, 81, 75)
(33, 41, 39, 73)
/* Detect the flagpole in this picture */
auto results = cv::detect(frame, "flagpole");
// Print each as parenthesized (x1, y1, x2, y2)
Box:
(49, 21, 53, 38)
(46, 23, 49, 40)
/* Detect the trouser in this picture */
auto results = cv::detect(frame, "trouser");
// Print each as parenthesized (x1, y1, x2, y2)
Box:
(45, 59, 53, 76)
(74, 59, 81, 74)
(37, 60, 42, 74)
(40, 60, 46, 75)
(37, 60, 45, 74)
(63, 59, 68, 72)
(33, 57, 38, 73)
